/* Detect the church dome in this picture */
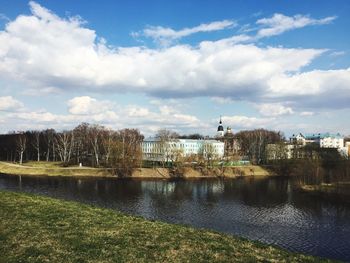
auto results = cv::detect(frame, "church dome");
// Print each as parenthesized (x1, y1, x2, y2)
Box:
(217, 118, 224, 131)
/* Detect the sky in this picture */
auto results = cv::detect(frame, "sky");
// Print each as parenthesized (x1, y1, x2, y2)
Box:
(0, 0, 349, 137)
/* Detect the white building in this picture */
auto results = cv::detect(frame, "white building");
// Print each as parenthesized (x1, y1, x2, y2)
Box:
(142, 138, 224, 162)
(291, 133, 344, 148)
(288, 132, 348, 158)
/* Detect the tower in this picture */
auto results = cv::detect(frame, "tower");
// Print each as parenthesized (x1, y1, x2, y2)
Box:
(217, 116, 224, 137)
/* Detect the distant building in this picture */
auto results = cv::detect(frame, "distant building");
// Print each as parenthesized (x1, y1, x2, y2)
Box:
(270, 132, 349, 159)
(290, 132, 344, 149)
(142, 138, 224, 162)
(215, 117, 240, 157)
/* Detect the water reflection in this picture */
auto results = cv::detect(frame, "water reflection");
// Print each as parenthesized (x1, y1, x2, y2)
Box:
(0, 174, 350, 261)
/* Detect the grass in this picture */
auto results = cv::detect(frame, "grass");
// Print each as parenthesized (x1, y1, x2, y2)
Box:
(0, 190, 335, 263)
(21, 161, 64, 168)
(0, 161, 272, 178)
(0, 161, 113, 177)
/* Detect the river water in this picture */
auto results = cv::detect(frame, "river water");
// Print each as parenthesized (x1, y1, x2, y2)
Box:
(0, 174, 349, 261)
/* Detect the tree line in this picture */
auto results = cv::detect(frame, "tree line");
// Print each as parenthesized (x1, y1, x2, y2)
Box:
(0, 123, 144, 176)
(0, 124, 297, 168)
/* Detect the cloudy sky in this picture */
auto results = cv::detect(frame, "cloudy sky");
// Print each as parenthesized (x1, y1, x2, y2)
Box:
(0, 1, 349, 137)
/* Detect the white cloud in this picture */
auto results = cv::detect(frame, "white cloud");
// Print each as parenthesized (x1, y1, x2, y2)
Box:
(329, 51, 346, 57)
(221, 115, 275, 129)
(67, 96, 114, 115)
(267, 68, 350, 108)
(127, 106, 150, 117)
(0, 96, 24, 111)
(1, 96, 202, 136)
(300, 111, 314, 116)
(256, 103, 294, 117)
(0, 2, 348, 114)
(139, 19, 236, 46)
(256, 13, 336, 38)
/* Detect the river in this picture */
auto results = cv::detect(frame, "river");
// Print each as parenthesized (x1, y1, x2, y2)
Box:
(0, 174, 349, 261)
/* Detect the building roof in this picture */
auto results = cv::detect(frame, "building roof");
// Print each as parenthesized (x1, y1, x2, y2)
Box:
(143, 137, 223, 144)
(304, 133, 343, 140)
(291, 132, 343, 140)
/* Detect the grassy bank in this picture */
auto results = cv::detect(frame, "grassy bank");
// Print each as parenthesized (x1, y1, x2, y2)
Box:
(0, 161, 272, 178)
(0, 161, 113, 177)
(0, 191, 331, 262)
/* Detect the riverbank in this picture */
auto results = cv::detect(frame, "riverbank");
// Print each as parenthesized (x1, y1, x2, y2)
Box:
(0, 190, 331, 262)
(0, 161, 113, 177)
(0, 161, 272, 178)
(299, 183, 350, 201)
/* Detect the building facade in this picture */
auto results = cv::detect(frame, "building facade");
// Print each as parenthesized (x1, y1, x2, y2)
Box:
(142, 138, 224, 162)
(215, 118, 240, 157)
(290, 133, 344, 148)
(267, 132, 348, 161)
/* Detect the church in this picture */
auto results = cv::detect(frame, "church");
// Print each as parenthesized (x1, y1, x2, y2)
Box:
(215, 117, 240, 158)
(216, 116, 233, 138)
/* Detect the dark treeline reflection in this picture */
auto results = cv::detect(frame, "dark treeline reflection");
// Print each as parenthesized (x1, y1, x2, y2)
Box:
(1, 174, 350, 261)
(3, 175, 291, 207)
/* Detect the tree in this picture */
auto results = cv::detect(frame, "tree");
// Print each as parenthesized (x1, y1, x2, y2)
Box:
(16, 133, 27, 165)
(234, 129, 284, 164)
(101, 128, 115, 165)
(42, 129, 55, 162)
(73, 123, 90, 165)
(31, 131, 41, 162)
(55, 131, 74, 165)
(110, 129, 144, 176)
(155, 129, 179, 167)
(199, 141, 217, 168)
(88, 124, 104, 167)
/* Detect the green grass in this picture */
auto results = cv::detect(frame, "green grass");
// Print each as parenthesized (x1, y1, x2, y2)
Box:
(0, 161, 272, 178)
(0, 161, 113, 177)
(21, 161, 64, 168)
(0, 190, 335, 263)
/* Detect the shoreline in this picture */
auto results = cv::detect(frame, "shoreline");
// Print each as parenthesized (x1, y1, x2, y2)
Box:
(298, 183, 350, 202)
(0, 161, 272, 179)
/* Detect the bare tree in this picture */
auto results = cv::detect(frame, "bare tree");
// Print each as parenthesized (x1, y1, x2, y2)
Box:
(55, 131, 74, 165)
(88, 124, 104, 167)
(235, 129, 284, 164)
(73, 123, 90, 165)
(200, 141, 217, 168)
(155, 129, 179, 167)
(102, 128, 115, 164)
(31, 131, 41, 162)
(43, 129, 55, 162)
(16, 133, 27, 165)
(110, 129, 144, 176)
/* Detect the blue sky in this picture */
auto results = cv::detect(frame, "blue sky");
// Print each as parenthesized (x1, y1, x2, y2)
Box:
(0, 0, 349, 137)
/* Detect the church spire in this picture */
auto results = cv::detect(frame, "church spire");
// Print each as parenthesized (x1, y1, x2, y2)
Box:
(217, 116, 224, 137)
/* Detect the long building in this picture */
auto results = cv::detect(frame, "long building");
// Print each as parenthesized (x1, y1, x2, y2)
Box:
(142, 138, 224, 162)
